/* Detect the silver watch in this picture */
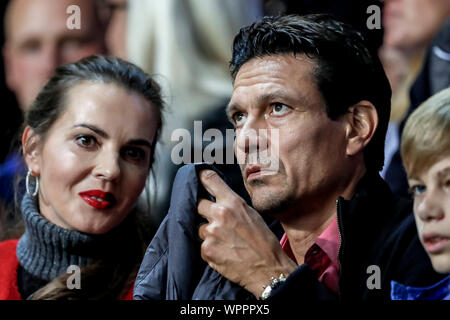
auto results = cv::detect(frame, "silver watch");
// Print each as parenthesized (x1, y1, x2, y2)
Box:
(259, 274, 287, 300)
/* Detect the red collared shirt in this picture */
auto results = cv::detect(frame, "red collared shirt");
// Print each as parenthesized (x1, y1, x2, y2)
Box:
(280, 218, 341, 293)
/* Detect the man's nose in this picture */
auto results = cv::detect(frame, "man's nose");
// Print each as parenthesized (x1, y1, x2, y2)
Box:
(40, 44, 62, 79)
(234, 118, 273, 167)
(92, 151, 121, 183)
(416, 190, 445, 223)
(235, 118, 269, 155)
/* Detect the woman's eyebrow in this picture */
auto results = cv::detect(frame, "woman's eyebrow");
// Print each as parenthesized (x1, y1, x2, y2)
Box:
(73, 124, 152, 148)
(127, 139, 152, 148)
(73, 123, 108, 138)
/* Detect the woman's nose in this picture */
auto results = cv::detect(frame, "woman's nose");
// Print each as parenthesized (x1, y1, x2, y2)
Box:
(92, 151, 121, 182)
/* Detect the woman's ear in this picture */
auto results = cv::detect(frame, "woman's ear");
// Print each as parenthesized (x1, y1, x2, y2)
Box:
(22, 126, 41, 175)
(344, 100, 378, 157)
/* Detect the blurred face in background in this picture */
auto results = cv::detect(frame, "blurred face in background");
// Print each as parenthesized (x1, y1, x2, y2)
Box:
(103, 0, 128, 59)
(382, 0, 450, 54)
(3, 0, 105, 110)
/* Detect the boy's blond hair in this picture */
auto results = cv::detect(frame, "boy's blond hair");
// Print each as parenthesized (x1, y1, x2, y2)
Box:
(401, 87, 450, 178)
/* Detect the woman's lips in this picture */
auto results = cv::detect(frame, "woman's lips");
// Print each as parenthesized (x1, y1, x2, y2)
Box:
(79, 190, 116, 210)
(422, 234, 450, 254)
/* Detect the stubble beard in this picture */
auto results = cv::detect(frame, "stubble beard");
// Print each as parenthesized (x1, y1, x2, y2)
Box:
(246, 176, 295, 217)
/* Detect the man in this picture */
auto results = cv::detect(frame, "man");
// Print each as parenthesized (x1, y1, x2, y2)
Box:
(0, 0, 105, 221)
(102, 0, 128, 59)
(384, 18, 450, 197)
(3, 0, 106, 111)
(134, 14, 444, 301)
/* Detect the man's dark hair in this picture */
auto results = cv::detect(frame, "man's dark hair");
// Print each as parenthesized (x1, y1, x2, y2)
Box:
(230, 14, 391, 172)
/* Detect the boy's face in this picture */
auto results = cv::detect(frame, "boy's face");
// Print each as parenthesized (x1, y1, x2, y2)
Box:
(408, 157, 450, 274)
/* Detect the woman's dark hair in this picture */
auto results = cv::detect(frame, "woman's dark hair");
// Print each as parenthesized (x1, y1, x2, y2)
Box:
(26, 54, 164, 164)
(230, 14, 392, 172)
(21, 55, 164, 299)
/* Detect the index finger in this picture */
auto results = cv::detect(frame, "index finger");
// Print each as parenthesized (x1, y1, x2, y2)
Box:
(199, 169, 236, 202)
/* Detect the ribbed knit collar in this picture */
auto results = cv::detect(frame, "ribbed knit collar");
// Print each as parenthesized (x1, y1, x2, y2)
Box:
(16, 193, 128, 281)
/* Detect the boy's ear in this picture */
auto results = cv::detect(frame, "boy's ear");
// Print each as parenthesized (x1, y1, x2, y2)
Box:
(22, 126, 41, 175)
(343, 100, 378, 157)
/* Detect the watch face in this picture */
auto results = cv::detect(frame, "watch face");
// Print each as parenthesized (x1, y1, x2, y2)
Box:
(259, 274, 287, 300)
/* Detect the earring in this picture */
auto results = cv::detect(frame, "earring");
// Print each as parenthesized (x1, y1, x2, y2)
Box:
(26, 170, 39, 197)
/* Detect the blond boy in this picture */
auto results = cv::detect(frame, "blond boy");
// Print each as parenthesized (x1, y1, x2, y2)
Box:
(401, 87, 450, 275)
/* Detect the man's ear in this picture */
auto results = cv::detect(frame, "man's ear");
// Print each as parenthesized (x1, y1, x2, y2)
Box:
(22, 126, 41, 175)
(343, 100, 378, 157)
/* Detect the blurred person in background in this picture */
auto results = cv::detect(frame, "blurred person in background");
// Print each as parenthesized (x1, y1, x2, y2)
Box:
(0, 0, 106, 236)
(3, 0, 106, 111)
(102, 0, 128, 59)
(379, 0, 450, 195)
(122, 0, 263, 223)
(0, 2, 21, 164)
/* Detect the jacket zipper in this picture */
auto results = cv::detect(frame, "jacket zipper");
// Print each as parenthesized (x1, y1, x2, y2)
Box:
(336, 197, 344, 300)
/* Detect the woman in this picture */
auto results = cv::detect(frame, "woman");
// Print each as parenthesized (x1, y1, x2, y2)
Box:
(394, 87, 450, 300)
(0, 55, 164, 299)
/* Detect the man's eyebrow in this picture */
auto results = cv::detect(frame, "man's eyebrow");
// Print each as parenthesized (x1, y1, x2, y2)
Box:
(256, 90, 308, 107)
(227, 90, 308, 118)
(73, 124, 108, 138)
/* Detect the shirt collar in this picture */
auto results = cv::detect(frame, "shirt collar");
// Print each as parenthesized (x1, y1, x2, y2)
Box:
(280, 217, 341, 269)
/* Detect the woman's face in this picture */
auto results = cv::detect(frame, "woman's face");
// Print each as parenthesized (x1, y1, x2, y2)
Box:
(24, 81, 158, 234)
(409, 157, 450, 274)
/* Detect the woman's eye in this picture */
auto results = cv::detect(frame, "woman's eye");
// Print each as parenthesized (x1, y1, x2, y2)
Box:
(75, 135, 97, 148)
(232, 112, 247, 127)
(410, 184, 427, 197)
(122, 147, 146, 162)
(443, 179, 450, 192)
(270, 103, 289, 116)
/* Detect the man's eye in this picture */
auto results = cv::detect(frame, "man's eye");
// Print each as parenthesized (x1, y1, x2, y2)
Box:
(232, 112, 247, 126)
(409, 184, 427, 196)
(62, 39, 83, 51)
(270, 103, 289, 116)
(20, 40, 41, 54)
(75, 135, 97, 148)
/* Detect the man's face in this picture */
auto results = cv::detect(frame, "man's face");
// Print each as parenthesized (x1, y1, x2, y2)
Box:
(383, 0, 450, 52)
(3, 0, 105, 110)
(228, 55, 350, 216)
(104, 0, 128, 59)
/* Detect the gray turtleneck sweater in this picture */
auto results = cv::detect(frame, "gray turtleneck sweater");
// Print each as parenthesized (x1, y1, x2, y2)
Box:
(16, 193, 137, 299)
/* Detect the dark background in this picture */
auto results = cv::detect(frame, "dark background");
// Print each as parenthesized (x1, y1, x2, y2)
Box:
(0, 1, 23, 163)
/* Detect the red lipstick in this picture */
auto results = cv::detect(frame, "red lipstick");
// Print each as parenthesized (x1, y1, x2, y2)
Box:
(79, 190, 115, 210)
